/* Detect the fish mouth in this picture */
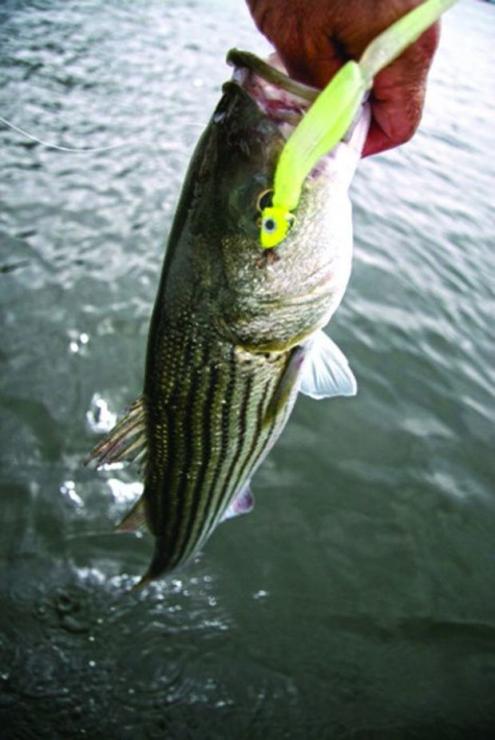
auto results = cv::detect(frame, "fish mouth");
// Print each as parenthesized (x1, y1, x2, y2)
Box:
(226, 48, 370, 170)
(227, 49, 316, 135)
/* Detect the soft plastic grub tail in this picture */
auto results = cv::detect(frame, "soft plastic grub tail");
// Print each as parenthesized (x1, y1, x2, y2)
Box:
(260, 0, 459, 249)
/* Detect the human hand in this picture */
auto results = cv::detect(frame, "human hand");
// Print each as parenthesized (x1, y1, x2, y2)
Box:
(245, 0, 440, 156)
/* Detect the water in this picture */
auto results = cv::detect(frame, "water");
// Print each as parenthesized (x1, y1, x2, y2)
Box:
(1, 0, 494, 737)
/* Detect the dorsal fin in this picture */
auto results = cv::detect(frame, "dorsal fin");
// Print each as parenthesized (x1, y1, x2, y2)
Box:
(86, 396, 147, 469)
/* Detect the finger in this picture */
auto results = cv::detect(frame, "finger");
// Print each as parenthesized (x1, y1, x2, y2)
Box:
(246, 0, 346, 87)
(363, 23, 440, 155)
(246, 0, 433, 85)
(246, 1, 440, 155)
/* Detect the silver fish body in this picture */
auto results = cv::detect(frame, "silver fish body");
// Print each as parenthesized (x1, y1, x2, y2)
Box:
(90, 62, 369, 586)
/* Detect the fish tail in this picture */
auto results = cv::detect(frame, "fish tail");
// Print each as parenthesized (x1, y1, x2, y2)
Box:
(130, 535, 177, 592)
(130, 572, 154, 593)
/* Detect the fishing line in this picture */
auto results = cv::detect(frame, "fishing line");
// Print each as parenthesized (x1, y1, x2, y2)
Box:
(0, 113, 201, 154)
(0, 113, 149, 153)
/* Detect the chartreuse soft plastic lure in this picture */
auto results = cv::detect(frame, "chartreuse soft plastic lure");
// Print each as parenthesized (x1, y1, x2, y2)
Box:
(260, 0, 459, 249)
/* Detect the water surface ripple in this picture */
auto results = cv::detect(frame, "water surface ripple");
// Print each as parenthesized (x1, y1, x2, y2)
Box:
(1, 0, 494, 737)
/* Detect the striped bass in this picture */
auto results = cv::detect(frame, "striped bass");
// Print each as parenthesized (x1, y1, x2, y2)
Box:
(89, 53, 369, 587)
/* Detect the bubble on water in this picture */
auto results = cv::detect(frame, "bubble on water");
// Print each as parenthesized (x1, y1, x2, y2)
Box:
(86, 394, 117, 433)
(99, 461, 125, 471)
(75, 567, 107, 586)
(60, 480, 84, 508)
(106, 478, 143, 504)
(215, 699, 230, 709)
(68, 330, 90, 354)
(170, 578, 183, 594)
(253, 589, 269, 601)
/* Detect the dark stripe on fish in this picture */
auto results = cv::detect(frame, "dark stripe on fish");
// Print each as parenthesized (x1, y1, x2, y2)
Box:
(205, 370, 275, 537)
(214, 349, 300, 528)
(206, 371, 254, 535)
(201, 359, 265, 542)
(178, 355, 259, 564)
(164, 341, 206, 561)
(151, 333, 195, 544)
(157, 391, 176, 535)
(219, 375, 275, 520)
(170, 355, 219, 566)
(173, 345, 237, 562)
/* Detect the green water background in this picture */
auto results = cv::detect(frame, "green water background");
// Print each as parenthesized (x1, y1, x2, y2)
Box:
(0, 0, 494, 737)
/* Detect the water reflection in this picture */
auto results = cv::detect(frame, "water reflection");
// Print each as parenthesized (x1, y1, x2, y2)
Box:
(1, 0, 495, 737)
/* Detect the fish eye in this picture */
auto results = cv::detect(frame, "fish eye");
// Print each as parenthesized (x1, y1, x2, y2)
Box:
(264, 218, 276, 232)
(256, 188, 273, 212)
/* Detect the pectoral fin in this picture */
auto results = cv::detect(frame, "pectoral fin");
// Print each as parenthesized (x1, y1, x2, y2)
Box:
(300, 331, 357, 399)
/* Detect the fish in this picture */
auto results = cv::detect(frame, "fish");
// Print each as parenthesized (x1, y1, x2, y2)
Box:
(88, 52, 370, 587)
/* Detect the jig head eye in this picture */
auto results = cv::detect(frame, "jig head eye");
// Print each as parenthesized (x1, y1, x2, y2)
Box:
(260, 207, 295, 249)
